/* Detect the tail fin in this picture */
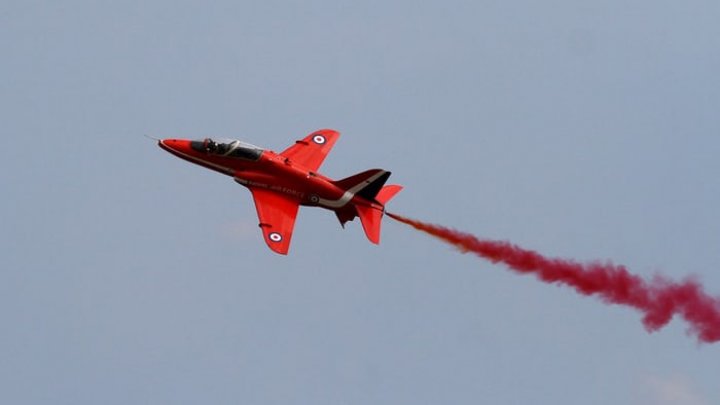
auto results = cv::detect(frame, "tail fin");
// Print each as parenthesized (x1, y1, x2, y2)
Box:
(333, 169, 403, 244)
(332, 169, 391, 201)
(355, 184, 403, 244)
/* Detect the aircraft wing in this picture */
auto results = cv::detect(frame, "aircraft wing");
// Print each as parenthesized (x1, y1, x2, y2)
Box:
(249, 187, 301, 255)
(279, 129, 340, 172)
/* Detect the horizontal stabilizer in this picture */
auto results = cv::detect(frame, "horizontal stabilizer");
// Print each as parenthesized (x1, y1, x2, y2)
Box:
(356, 205, 383, 244)
(355, 185, 402, 244)
(375, 184, 403, 205)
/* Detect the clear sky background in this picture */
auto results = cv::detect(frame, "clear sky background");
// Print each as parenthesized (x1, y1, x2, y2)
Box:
(2, 1, 719, 404)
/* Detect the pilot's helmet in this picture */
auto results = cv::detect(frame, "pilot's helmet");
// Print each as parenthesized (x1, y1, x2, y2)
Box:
(204, 138, 217, 152)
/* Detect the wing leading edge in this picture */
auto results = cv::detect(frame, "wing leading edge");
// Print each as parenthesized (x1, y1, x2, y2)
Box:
(249, 187, 300, 255)
(280, 129, 340, 172)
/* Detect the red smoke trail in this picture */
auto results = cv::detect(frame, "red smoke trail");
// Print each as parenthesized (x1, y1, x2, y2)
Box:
(386, 212, 720, 343)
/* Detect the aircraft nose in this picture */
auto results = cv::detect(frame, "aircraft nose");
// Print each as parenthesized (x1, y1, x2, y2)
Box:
(158, 138, 188, 152)
(159, 138, 176, 148)
(158, 138, 171, 151)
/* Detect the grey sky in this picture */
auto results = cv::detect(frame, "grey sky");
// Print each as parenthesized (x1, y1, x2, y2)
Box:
(2, 1, 719, 404)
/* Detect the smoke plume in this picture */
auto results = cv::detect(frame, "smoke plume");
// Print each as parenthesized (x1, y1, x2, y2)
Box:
(387, 212, 720, 343)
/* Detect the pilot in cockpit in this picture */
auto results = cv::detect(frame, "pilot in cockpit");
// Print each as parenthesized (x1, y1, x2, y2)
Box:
(203, 138, 217, 153)
(191, 137, 263, 160)
(205, 138, 232, 155)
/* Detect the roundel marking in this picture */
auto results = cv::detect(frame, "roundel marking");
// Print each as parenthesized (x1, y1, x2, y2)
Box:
(268, 232, 283, 242)
(309, 194, 320, 204)
(312, 134, 326, 145)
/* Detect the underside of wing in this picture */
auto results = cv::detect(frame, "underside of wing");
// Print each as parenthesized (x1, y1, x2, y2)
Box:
(249, 187, 300, 255)
(279, 129, 340, 172)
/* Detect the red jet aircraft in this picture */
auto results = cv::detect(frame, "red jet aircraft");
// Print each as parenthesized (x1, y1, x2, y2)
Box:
(158, 129, 402, 254)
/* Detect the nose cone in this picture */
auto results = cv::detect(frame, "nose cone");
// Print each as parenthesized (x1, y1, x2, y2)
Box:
(158, 139, 192, 154)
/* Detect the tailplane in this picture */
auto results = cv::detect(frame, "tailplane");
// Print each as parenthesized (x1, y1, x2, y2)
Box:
(374, 184, 403, 205)
(355, 185, 403, 244)
(355, 205, 383, 244)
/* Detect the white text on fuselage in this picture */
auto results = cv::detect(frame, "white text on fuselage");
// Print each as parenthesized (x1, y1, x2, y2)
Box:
(238, 179, 305, 199)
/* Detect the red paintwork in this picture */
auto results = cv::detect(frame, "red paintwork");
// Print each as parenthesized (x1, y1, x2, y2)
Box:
(158, 129, 401, 254)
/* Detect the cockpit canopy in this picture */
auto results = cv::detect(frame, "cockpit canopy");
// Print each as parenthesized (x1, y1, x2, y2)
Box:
(190, 138, 263, 161)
